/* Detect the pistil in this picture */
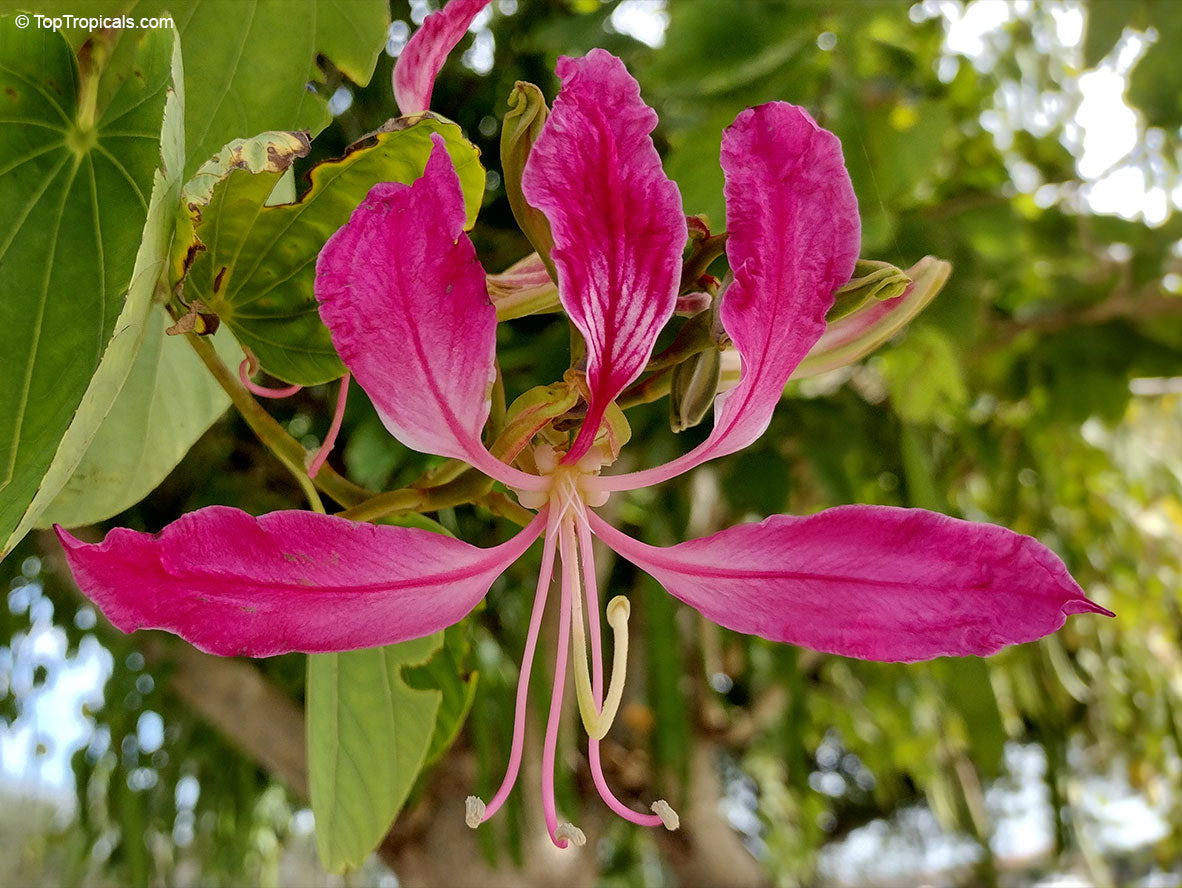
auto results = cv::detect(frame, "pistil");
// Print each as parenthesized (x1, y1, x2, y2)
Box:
(565, 515, 630, 740)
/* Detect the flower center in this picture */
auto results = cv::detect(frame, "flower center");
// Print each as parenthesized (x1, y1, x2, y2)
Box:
(515, 443, 611, 511)
(469, 442, 677, 846)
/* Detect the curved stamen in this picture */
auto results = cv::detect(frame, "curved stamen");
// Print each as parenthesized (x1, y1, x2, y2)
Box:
(543, 514, 578, 847)
(469, 506, 558, 826)
(238, 356, 302, 399)
(575, 515, 678, 830)
(307, 372, 351, 477)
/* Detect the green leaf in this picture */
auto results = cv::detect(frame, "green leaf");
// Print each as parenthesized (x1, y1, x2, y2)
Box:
(161, 0, 389, 178)
(185, 118, 486, 386)
(171, 129, 312, 285)
(0, 0, 389, 177)
(0, 20, 180, 558)
(406, 623, 478, 769)
(307, 636, 444, 873)
(35, 308, 242, 528)
(929, 659, 1006, 779)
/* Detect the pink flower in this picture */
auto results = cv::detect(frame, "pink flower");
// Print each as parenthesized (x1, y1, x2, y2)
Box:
(56, 43, 1111, 848)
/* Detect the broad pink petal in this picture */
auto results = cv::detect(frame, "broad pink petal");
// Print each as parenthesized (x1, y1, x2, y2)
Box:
(316, 136, 542, 490)
(393, 0, 491, 115)
(596, 103, 859, 491)
(56, 507, 546, 657)
(587, 506, 1110, 662)
(522, 49, 685, 461)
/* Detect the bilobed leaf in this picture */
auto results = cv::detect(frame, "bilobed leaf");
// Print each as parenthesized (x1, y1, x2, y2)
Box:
(0, 20, 180, 558)
(185, 118, 486, 386)
(142, 0, 389, 178)
(307, 636, 444, 873)
(36, 308, 242, 528)
(4, 0, 389, 177)
(170, 129, 312, 284)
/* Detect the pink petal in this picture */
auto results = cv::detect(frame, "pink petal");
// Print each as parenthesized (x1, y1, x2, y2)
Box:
(596, 103, 860, 491)
(393, 0, 491, 115)
(316, 136, 542, 490)
(56, 507, 546, 658)
(521, 50, 685, 461)
(587, 506, 1110, 662)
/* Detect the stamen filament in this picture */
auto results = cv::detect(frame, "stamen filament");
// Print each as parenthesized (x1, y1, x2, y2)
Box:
(576, 516, 678, 831)
(307, 372, 351, 478)
(238, 357, 302, 399)
(473, 506, 558, 824)
(543, 509, 576, 848)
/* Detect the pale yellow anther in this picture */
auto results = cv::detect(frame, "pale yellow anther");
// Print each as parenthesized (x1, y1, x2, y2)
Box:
(554, 822, 587, 846)
(465, 796, 486, 829)
(651, 800, 680, 831)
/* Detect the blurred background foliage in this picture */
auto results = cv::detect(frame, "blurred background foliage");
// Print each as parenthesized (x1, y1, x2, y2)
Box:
(3, 0, 1181, 885)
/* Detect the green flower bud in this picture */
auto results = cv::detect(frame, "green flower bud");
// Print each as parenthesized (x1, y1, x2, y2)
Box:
(829, 259, 913, 322)
(793, 256, 952, 379)
(670, 346, 722, 433)
(501, 82, 557, 282)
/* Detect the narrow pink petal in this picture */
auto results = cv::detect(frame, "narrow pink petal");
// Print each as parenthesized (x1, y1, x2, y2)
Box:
(393, 0, 491, 115)
(316, 136, 543, 491)
(587, 507, 1110, 663)
(595, 103, 860, 491)
(521, 50, 686, 461)
(56, 507, 546, 658)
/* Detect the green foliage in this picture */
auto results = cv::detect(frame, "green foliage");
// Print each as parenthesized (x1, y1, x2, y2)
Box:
(157, 0, 390, 178)
(307, 636, 444, 873)
(186, 119, 485, 385)
(36, 310, 240, 528)
(0, 19, 178, 557)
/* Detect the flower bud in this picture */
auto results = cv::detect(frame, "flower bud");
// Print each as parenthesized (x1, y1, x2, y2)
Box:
(670, 346, 722, 432)
(490, 382, 580, 465)
(486, 252, 560, 320)
(828, 259, 913, 322)
(793, 256, 952, 379)
(165, 299, 221, 336)
(501, 81, 557, 282)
